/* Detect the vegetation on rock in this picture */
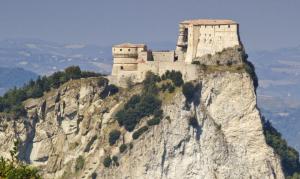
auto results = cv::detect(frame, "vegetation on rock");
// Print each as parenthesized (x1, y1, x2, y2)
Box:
(119, 144, 127, 153)
(0, 66, 103, 116)
(103, 156, 112, 168)
(147, 117, 161, 126)
(115, 72, 162, 131)
(132, 126, 149, 140)
(161, 70, 183, 87)
(109, 130, 121, 146)
(75, 155, 85, 172)
(0, 141, 41, 179)
(263, 118, 300, 177)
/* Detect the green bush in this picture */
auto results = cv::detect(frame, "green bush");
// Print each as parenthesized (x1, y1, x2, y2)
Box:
(0, 141, 41, 179)
(160, 82, 175, 93)
(109, 130, 121, 146)
(75, 155, 85, 171)
(263, 118, 300, 177)
(161, 70, 183, 87)
(103, 156, 112, 168)
(119, 144, 127, 153)
(116, 93, 161, 131)
(115, 72, 163, 132)
(132, 126, 149, 140)
(182, 82, 196, 101)
(112, 156, 118, 163)
(147, 117, 161, 126)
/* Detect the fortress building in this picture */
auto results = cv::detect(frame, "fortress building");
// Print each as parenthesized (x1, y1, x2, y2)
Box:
(110, 19, 242, 86)
(176, 19, 241, 62)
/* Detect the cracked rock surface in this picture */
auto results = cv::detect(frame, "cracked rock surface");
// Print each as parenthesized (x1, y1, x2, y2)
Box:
(0, 73, 284, 179)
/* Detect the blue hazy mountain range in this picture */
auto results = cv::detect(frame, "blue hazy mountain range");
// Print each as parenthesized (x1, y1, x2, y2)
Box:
(0, 38, 299, 152)
(0, 67, 38, 95)
(0, 38, 112, 75)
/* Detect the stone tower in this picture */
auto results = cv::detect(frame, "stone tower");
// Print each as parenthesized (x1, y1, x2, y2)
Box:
(111, 43, 148, 76)
(175, 19, 241, 63)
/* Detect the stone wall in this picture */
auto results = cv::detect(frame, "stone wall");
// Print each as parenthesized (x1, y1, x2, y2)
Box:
(152, 51, 175, 62)
(184, 24, 240, 62)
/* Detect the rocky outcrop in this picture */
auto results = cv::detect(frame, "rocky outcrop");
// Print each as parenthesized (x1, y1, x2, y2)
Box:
(194, 45, 246, 66)
(0, 72, 284, 179)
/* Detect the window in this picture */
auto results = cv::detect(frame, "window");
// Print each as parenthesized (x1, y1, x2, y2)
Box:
(120, 49, 122, 51)
(218, 25, 220, 28)
(228, 25, 230, 28)
(120, 66, 124, 70)
(128, 49, 131, 52)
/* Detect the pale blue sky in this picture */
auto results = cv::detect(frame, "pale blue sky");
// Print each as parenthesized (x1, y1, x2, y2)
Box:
(0, 0, 299, 50)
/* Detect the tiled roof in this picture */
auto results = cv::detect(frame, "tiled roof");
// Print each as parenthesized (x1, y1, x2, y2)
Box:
(181, 19, 237, 25)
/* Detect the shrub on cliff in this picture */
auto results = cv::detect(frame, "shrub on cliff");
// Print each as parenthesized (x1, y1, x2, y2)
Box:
(0, 141, 41, 179)
(115, 71, 162, 131)
(75, 155, 85, 171)
(161, 70, 183, 87)
(119, 144, 127, 153)
(103, 156, 112, 168)
(132, 126, 149, 140)
(116, 93, 161, 131)
(147, 117, 161, 126)
(109, 130, 121, 146)
(263, 118, 300, 177)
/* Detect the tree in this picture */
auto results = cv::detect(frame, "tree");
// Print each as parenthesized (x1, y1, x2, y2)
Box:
(263, 119, 300, 177)
(109, 130, 121, 146)
(103, 156, 112, 168)
(65, 66, 81, 80)
(0, 141, 41, 179)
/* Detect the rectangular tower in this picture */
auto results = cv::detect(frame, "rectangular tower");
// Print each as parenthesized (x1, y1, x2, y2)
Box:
(176, 19, 241, 63)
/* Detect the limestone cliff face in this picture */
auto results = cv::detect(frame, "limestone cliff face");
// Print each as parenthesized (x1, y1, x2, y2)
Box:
(0, 73, 284, 179)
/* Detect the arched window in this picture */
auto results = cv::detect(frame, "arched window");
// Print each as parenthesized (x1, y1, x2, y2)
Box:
(120, 66, 124, 70)
(120, 49, 122, 51)
(128, 49, 131, 52)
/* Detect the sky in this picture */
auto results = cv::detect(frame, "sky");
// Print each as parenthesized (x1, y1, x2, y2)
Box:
(0, 0, 299, 51)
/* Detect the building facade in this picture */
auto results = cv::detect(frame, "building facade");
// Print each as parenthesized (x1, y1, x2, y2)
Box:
(110, 19, 242, 86)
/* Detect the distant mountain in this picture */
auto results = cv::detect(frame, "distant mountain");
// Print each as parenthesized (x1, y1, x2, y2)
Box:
(249, 46, 300, 152)
(0, 38, 112, 75)
(0, 67, 38, 95)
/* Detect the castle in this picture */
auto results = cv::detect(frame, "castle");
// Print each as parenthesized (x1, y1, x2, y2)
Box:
(110, 19, 242, 86)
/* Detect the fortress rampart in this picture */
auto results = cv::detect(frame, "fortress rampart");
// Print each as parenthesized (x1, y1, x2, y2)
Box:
(109, 19, 242, 87)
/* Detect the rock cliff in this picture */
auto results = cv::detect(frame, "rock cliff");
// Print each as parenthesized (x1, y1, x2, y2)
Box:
(0, 71, 285, 178)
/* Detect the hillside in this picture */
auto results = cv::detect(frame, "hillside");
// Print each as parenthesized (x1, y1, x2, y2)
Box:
(1, 47, 299, 178)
